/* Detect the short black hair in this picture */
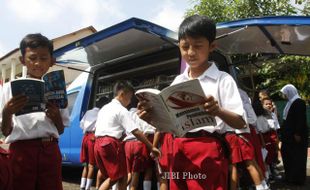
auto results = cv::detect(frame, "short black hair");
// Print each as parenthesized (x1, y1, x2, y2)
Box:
(178, 15, 216, 43)
(113, 80, 134, 97)
(20, 33, 54, 57)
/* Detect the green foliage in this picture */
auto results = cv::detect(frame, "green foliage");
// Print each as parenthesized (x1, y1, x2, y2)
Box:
(258, 56, 310, 101)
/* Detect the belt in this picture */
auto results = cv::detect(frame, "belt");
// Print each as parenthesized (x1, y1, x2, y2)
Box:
(183, 130, 213, 138)
(85, 131, 95, 134)
(39, 136, 58, 142)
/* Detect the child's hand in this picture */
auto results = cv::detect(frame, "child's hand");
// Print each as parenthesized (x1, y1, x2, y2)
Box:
(150, 146, 161, 158)
(137, 100, 153, 122)
(45, 102, 64, 134)
(204, 95, 221, 116)
(4, 95, 28, 115)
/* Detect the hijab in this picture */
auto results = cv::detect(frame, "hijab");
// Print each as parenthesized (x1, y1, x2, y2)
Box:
(280, 84, 301, 120)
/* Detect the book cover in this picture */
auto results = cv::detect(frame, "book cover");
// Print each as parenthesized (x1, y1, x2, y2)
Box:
(11, 70, 68, 116)
(43, 70, 68, 109)
(11, 79, 45, 116)
(135, 79, 217, 137)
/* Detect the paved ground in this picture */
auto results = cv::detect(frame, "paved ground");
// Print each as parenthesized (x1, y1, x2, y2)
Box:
(62, 155, 310, 190)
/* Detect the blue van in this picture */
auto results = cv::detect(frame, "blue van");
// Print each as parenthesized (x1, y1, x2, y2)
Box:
(54, 16, 310, 166)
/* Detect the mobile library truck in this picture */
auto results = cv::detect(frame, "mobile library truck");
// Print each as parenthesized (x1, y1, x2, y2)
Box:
(55, 16, 310, 166)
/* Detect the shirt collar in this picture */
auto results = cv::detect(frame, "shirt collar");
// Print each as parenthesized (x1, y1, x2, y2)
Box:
(182, 61, 220, 81)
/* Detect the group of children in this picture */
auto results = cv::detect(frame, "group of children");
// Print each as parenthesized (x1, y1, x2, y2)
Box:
(78, 15, 284, 190)
(0, 14, 285, 190)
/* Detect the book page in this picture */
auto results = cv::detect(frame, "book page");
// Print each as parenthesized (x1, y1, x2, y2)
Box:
(11, 79, 45, 115)
(160, 79, 217, 136)
(135, 89, 176, 134)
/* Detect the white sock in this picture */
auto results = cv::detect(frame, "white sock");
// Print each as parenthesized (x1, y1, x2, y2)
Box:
(112, 184, 117, 190)
(261, 180, 268, 189)
(157, 182, 160, 190)
(80, 177, 86, 188)
(256, 184, 265, 190)
(143, 180, 152, 190)
(86, 178, 93, 190)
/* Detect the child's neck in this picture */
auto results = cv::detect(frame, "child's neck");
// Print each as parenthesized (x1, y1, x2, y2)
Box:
(188, 62, 211, 79)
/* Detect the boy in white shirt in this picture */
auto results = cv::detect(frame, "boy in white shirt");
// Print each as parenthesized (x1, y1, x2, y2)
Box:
(139, 15, 246, 190)
(94, 80, 160, 190)
(80, 96, 109, 190)
(0, 33, 69, 190)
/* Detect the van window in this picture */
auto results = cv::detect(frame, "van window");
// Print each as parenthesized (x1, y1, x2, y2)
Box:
(67, 92, 79, 114)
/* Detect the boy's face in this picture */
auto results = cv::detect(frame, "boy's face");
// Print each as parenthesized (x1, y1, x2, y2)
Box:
(262, 99, 273, 111)
(179, 36, 216, 70)
(20, 47, 54, 79)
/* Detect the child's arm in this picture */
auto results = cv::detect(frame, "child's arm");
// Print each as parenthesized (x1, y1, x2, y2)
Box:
(1, 95, 28, 136)
(45, 102, 65, 134)
(152, 130, 161, 148)
(204, 95, 246, 129)
(131, 129, 161, 158)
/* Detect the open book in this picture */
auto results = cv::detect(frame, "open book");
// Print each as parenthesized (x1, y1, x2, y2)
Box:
(135, 79, 216, 137)
(11, 70, 68, 116)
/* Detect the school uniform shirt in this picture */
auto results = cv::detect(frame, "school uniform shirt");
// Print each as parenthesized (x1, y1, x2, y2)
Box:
(124, 108, 156, 141)
(0, 82, 70, 144)
(80, 107, 100, 134)
(95, 99, 138, 139)
(234, 88, 257, 134)
(255, 115, 272, 133)
(171, 62, 245, 134)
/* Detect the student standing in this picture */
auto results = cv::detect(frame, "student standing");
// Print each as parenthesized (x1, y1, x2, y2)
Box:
(280, 84, 308, 185)
(138, 15, 247, 190)
(80, 97, 109, 190)
(0, 33, 69, 190)
(94, 81, 160, 190)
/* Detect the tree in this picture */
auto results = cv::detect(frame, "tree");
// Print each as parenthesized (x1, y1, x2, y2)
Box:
(186, 0, 310, 102)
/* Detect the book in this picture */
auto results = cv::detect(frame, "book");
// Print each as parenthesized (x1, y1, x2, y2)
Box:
(135, 79, 217, 137)
(11, 70, 68, 116)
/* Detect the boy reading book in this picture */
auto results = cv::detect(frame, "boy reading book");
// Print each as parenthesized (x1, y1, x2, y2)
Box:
(0, 33, 69, 190)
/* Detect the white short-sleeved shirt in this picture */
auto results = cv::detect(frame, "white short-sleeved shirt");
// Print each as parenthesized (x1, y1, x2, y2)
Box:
(255, 115, 273, 133)
(236, 88, 257, 134)
(124, 108, 156, 141)
(0, 82, 70, 144)
(95, 99, 138, 139)
(171, 62, 245, 134)
(80, 107, 100, 134)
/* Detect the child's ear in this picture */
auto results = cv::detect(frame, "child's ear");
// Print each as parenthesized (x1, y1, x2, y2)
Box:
(19, 56, 25, 65)
(209, 41, 217, 52)
(50, 57, 56, 67)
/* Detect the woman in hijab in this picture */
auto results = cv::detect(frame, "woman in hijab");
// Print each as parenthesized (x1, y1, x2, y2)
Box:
(280, 84, 308, 185)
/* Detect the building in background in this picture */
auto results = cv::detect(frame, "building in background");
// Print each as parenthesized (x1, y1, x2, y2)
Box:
(0, 26, 96, 85)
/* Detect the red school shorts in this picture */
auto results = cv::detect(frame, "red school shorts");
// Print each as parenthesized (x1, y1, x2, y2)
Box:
(158, 133, 173, 173)
(80, 132, 96, 165)
(94, 136, 127, 181)
(9, 138, 62, 190)
(249, 126, 266, 174)
(0, 147, 12, 190)
(170, 133, 229, 190)
(225, 133, 255, 164)
(125, 140, 146, 173)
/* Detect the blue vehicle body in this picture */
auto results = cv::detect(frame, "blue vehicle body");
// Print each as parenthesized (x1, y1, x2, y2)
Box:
(55, 16, 310, 166)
